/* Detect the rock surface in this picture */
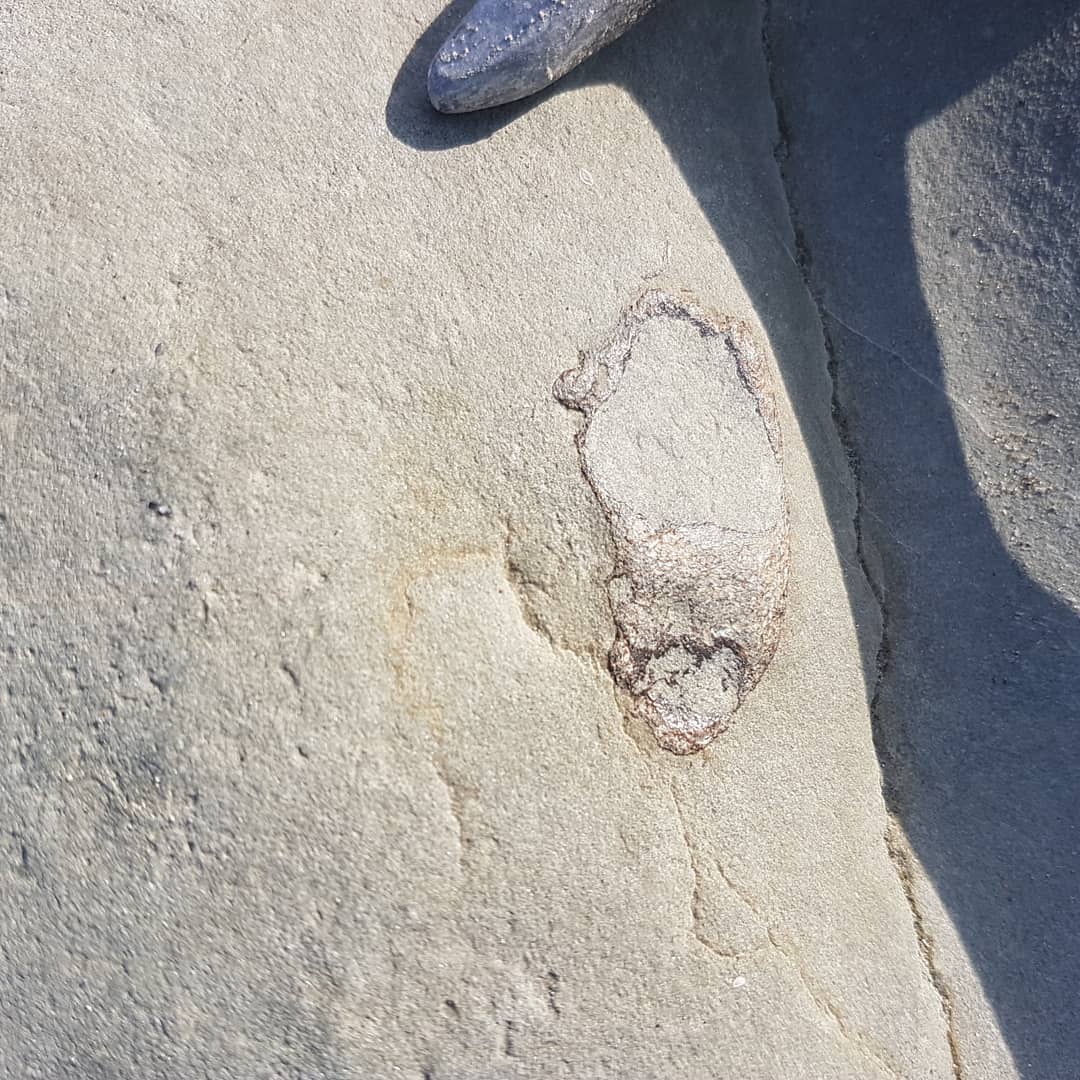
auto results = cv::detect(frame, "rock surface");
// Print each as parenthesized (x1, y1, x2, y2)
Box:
(767, 3, 1080, 1076)
(5, 0, 1063, 1075)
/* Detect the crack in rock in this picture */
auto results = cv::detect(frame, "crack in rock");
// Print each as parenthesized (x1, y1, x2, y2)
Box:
(765, 926, 903, 1079)
(673, 784, 900, 1076)
(760, 5, 964, 1073)
(885, 818, 966, 1078)
(555, 289, 789, 754)
(671, 786, 770, 961)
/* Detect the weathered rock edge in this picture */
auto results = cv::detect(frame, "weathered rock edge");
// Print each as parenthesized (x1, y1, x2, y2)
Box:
(554, 289, 790, 753)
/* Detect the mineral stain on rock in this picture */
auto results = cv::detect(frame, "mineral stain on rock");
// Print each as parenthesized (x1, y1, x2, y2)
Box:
(554, 290, 789, 754)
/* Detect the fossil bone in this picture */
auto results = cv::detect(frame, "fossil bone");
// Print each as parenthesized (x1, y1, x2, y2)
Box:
(555, 290, 789, 754)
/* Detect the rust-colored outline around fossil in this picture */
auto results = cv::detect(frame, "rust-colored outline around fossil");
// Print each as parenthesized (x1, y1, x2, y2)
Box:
(554, 288, 790, 754)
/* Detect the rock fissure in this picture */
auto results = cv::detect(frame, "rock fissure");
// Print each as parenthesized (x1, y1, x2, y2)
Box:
(886, 819, 966, 1076)
(673, 785, 902, 1077)
(670, 787, 766, 962)
(760, 3, 963, 1075)
(765, 927, 903, 1080)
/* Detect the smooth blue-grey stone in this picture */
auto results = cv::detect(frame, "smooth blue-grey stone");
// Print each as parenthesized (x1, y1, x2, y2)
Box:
(428, 0, 659, 114)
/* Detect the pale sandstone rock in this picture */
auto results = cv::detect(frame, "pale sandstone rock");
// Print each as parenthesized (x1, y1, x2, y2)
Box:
(0, 0, 957, 1075)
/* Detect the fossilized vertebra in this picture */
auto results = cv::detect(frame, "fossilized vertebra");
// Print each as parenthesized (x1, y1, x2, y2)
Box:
(554, 290, 789, 754)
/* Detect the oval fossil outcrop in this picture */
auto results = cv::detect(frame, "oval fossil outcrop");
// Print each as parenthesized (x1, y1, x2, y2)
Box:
(555, 290, 789, 754)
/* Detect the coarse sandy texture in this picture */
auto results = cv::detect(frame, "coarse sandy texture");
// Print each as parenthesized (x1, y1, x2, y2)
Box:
(767, 2, 1080, 1076)
(1, 0, 956, 1077)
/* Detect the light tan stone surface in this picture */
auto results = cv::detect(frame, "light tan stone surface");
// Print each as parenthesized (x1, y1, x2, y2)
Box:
(1, 0, 956, 1075)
